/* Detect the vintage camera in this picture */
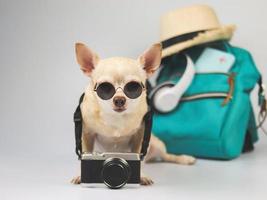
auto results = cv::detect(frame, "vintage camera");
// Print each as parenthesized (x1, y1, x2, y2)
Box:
(81, 152, 141, 189)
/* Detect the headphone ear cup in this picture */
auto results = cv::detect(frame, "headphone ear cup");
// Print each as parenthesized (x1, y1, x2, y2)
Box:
(149, 82, 175, 112)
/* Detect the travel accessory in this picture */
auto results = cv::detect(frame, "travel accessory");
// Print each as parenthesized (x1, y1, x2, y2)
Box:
(149, 55, 195, 113)
(195, 47, 235, 72)
(81, 152, 141, 189)
(160, 5, 236, 58)
(94, 81, 145, 100)
(151, 41, 266, 159)
(73, 81, 153, 160)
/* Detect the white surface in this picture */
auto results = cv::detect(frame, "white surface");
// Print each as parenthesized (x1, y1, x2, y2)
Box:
(0, 0, 267, 200)
(1, 136, 267, 200)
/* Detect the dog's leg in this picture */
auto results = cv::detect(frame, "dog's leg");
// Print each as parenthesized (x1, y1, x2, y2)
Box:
(130, 125, 154, 185)
(71, 131, 95, 184)
(140, 171, 154, 185)
(71, 174, 82, 184)
(161, 153, 196, 165)
(145, 135, 196, 165)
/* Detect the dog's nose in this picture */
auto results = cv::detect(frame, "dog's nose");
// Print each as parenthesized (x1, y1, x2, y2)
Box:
(113, 96, 126, 107)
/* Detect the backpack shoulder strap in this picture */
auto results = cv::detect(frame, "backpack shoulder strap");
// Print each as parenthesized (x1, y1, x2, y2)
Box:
(257, 77, 267, 134)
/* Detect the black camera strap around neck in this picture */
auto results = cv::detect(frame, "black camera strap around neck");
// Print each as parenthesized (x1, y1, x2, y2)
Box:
(73, 81, 153, 160)
(73, 93, 85, 159)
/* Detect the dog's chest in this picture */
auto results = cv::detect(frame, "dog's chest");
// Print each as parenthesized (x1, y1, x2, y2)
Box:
(94, 134, 132, 152)
(87, 112, 142, 152)
(93, 119, 140, 152)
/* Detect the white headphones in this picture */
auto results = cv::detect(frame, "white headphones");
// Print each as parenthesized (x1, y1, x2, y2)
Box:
(149, 55, 195, 113)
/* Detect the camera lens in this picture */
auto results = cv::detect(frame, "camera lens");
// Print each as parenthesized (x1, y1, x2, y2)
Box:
(101, 157, 131, 189)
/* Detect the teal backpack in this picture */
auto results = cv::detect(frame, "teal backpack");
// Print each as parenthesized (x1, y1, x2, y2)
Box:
(151, 41, 266, 159)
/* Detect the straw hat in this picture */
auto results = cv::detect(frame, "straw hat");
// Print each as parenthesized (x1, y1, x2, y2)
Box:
(160, 5, 236, 58)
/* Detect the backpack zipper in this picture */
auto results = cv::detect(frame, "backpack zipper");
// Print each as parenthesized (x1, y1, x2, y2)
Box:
(195, 71, 232, 76)
(181, 92, 228, 101)
(180, 72, 235, 106)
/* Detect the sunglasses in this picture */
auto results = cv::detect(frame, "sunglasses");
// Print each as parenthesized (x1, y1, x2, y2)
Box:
(94, 81, 146, 100)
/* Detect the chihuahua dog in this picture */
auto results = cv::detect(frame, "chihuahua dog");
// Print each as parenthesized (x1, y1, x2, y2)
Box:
(71, 42, 196, 185)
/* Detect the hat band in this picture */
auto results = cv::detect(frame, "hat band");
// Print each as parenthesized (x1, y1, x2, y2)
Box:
(161, 30, 205, 49)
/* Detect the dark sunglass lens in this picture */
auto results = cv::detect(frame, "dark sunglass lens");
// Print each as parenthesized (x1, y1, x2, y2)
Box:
(124, 82, 143, 99)
(96, 82, 115, 100)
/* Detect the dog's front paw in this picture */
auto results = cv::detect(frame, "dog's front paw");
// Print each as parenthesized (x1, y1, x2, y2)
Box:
(140, 176, 154, 185)
(177, 155, 196, 165)
(71, 176, 81, 184)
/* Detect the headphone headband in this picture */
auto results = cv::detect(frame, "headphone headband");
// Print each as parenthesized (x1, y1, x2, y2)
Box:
(149, 55, 195, 113)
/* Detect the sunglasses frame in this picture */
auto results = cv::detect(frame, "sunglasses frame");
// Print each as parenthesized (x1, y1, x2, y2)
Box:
(93, 81, 146, 100)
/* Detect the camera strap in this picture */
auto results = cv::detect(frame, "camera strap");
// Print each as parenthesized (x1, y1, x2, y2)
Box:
(73, 93, 85, 159)
(73, 81, 153, 160)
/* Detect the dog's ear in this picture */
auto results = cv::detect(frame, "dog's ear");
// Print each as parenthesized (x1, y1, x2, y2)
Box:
(138, 43, 162, 77)
(75, 43, 99, 76)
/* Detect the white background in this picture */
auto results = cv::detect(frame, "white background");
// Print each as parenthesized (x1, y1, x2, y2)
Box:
(0, 0, 266, 199)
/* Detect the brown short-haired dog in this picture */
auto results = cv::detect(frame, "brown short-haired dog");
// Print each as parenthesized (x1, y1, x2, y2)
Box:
(71, 42, 196, 185)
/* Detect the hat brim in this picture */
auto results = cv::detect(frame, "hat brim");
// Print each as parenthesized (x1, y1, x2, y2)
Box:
(161, 25, 236, 58)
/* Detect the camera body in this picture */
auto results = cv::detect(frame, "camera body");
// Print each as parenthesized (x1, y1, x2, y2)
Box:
(81, 152, 141, 189)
